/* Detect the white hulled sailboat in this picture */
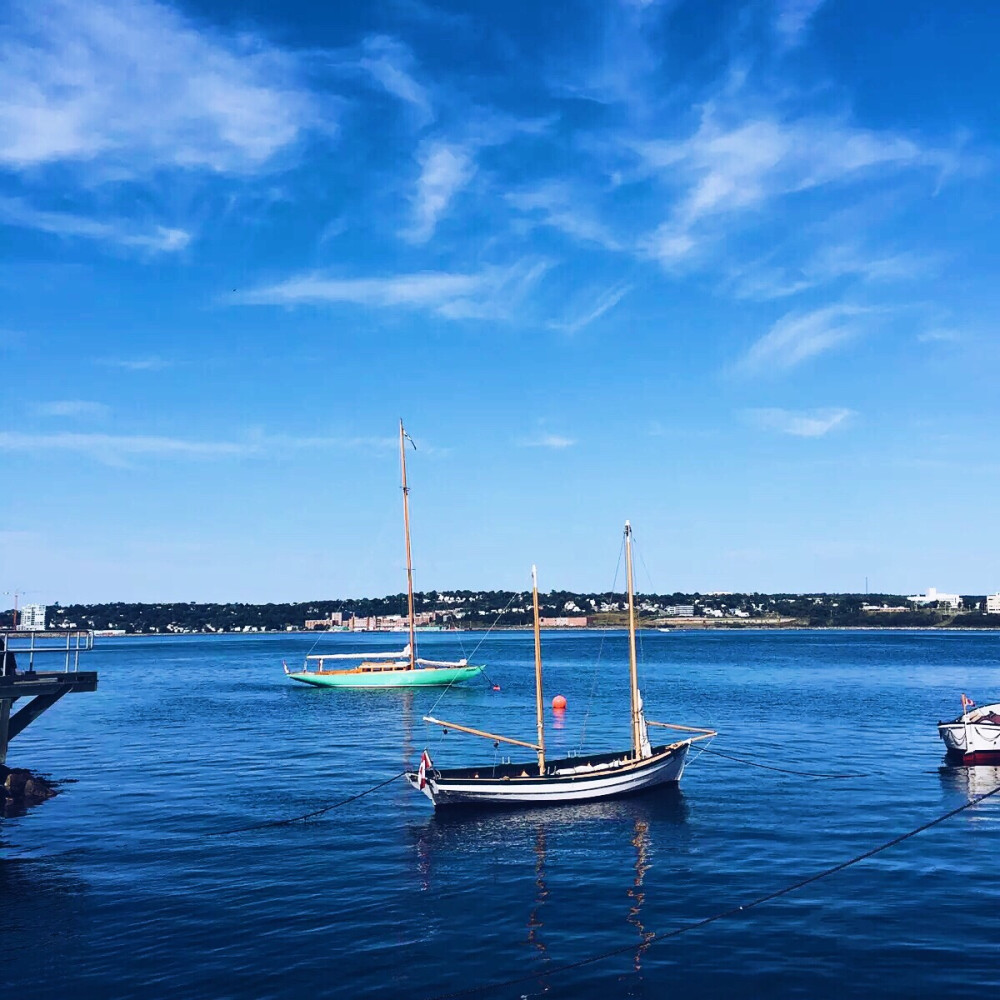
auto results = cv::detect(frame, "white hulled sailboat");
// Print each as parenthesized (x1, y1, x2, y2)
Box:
(406, 521, 715, 807)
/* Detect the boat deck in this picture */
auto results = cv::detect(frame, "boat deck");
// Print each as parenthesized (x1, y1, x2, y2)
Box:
(431, 742, 683, 781)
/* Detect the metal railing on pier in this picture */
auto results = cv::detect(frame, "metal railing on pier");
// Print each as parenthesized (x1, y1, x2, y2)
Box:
(1, 629, 95, 675)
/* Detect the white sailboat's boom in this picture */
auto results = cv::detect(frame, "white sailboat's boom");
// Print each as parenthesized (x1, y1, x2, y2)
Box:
(423, 715, 541, 751)
(307, 647, 410, 661)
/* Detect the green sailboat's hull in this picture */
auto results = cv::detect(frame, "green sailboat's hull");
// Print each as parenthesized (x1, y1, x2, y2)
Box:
(287, 664, 485, 689)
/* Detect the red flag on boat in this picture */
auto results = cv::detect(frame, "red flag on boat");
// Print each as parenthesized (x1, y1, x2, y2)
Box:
(962, 693, 975, 710)
(418, 750, 432, 790)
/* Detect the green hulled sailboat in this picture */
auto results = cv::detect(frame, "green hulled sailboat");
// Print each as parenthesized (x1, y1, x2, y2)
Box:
(284, 420, 485, 689)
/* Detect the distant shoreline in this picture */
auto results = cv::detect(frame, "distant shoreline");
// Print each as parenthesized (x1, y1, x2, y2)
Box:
(83, 623, 1000, 637)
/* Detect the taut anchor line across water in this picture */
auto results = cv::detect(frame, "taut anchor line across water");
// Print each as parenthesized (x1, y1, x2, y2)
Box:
(421, 781, 1000, 1000)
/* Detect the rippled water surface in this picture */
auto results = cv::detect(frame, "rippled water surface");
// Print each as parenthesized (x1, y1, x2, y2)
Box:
(3, 629, 1000, 999)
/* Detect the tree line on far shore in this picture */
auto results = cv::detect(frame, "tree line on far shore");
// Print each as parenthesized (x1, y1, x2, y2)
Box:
(2, 591, 996, 633)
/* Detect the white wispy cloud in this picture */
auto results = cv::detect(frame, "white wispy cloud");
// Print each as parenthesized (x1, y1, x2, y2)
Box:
(507, 183, 622, 250)
(634, 108, 949, 266)
(0, 431, 249, 464)
(548, 0, 662, 108)
(403, 140, 476, 243)
(743, 406, 855, 437)
(235, 261, 550, 320)
(31, 400, 110, 418)
(245, 431, 398, 452)
(774, 0, 828, 49)
(0, 196, 191, 253)
(518, 434, 576, 449)
(730, 244, 931, 300)
(358, 34, 434, 126)
(549, 283, 633, 333)
(917, 328, 961, 343)
(0, 429, 403, 466)
(98, 357, 173, 371)
(737, 304, 869, 375)
(0, 0, 323, 175)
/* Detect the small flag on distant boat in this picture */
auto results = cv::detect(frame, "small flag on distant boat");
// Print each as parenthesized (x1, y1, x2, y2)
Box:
(418, 750, 432, 789)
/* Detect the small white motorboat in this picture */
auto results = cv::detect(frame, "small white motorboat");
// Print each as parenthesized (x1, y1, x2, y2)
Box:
(938, 695, 1000, 764)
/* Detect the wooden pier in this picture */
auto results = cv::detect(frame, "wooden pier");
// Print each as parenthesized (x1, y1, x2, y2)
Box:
(0, 630, 98, 765)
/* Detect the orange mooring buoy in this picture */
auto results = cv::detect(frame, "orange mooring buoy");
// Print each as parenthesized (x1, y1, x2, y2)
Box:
(551, 694, 567, 710)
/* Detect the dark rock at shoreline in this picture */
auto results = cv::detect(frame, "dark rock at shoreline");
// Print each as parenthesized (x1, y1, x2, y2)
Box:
(23, 777, 56, 801)
(1, 765, 61, 816)
(4, 768, 29, 797)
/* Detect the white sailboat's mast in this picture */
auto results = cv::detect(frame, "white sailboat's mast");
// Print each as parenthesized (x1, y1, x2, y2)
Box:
(624, 521, 642, 759)
(400, 419, 417, 670)
(532, 565, 546, 776)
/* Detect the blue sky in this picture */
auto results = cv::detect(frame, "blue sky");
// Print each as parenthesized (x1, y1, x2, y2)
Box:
(1, 0, 998, 603)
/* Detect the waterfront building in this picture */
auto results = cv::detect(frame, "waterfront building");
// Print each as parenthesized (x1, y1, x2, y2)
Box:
(907, 587, 961, 609)
(538, 616, 589, 627)
(348, 611, 441, 631)
(304, 612, 344, 630)
(987, 594, 1000, 614)
(664, 605, 695, 618)
(20, 603, 46, 630)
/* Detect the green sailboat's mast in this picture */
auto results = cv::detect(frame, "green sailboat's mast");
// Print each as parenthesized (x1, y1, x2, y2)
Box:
(625, 521, 642, 759)
(400, 419, 417, 670)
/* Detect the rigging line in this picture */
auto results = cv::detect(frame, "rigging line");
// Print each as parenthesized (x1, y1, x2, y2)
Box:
(420, 781, 1000, 1000)
(209, 771, 406, 836)
(577, 536, 625, 753)
(465, 589, 522, 663)
(424, 592, 519, 717)
(699, 746, 871, 779)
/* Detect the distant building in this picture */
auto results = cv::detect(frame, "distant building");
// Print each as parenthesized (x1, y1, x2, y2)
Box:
(20, 603, 46, 630)
(539, 616, 589, 628)
(862, 604, 910, 613)
(664, 605, 695, 618)
(907, 588, 961, 609)
(348, 611, 441, 632)
(987, 594, 1000, 615)
(305, 612, 344, 630)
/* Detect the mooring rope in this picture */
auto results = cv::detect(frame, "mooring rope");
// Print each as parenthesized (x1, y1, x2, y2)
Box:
(420, 781, 1000, 1000)
(700, 746, 871, 779)
(210, 771, 406, 836)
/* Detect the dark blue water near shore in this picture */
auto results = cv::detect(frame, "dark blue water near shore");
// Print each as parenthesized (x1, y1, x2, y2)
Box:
(3, 630, 999, 998)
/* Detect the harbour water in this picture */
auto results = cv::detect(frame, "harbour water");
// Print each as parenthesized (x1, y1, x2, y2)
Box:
(3, 629, 999, 998)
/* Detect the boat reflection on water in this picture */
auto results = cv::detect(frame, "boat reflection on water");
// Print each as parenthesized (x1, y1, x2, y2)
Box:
(410, 789, 689, 987)
(939, 762, 1000, 802)
(624, 817, 654, 982)
(526, 826, 550, 996)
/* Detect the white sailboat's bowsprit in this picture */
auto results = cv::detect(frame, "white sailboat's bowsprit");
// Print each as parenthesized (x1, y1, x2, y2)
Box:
(406, 522, 715, 808)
